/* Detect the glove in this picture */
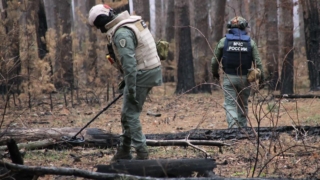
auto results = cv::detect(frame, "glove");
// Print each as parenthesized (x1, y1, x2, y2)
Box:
(118, 80, 125, 90)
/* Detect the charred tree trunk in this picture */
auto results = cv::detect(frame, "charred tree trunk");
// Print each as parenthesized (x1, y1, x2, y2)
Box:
(96, 158, 217, 178)
(37, 0, 48, 59)
(0, 1, 21, 100)
(300, 0, 320, 91)
(165, 0, 175, 43)
(1, 126, 319, 147)
(174, 0, 196, 94)
(279, 0, 294, 94)
(265, 0, 279, 90)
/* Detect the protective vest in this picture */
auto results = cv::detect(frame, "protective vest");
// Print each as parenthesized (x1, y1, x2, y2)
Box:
(222, 28, 253, 75)
(106, 11, 161, 71)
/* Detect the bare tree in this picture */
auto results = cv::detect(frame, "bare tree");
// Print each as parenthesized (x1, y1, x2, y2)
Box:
(279, 0, 294, 94)
(265, 0, 279, 90)
(190, 0, 211, 93)
(165, 0, 175, 43)
(174, 0, 196, 94)
(300, 0, 320, 91)
(209, 0, 226, 90)
(0, 0, 21, 97)
(44, 0, 73, 90)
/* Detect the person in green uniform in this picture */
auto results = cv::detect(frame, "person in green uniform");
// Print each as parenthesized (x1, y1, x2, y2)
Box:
(211, 16, 265, 128)
(88, 4, 162, 161)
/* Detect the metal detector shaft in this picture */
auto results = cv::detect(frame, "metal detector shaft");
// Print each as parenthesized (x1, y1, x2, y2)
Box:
(70, 93, 123, 139)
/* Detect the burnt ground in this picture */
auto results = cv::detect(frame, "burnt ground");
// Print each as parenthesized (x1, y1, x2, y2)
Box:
(0, 83, 320, 179)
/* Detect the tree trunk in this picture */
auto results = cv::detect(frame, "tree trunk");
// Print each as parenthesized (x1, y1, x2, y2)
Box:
(165, 0, 175, 43)
(96, 158, 217, 178)
(37, 0, 48, 59)
(44, 0, 73, 90)
(174, 0, 196, 94)
(209, 0, 226, 45)
(249, 0, 265, 46)
(279, 0, 294, 94)
(0, 1, 21, 97)
(300, 0, 320, 91)
(265, 0, 279, 90)
(154, 0, 165, 40)
(190, 0, 211, 93)
(209, 0, 226, 90)
(1, 126, 319, 146)
(132, 0, 150, 27)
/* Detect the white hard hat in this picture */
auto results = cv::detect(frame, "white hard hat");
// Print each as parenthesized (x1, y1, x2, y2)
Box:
(88, 4, 112, 26)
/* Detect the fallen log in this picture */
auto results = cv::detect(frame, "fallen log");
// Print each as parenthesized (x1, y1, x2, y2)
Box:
(0, 139, 56, 151)
(0, 126, 319, 149)
(96, 158, 217, 178)
(146, 126, 320, 141)
(0, 160, 159, 180)
(0, 128, 228, 149)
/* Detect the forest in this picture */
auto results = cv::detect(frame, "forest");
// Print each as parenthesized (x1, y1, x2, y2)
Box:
(0, 0, 320, 179)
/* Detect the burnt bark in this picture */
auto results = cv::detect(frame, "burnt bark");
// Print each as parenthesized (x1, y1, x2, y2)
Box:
(279, 0, 294, 94)
(300, 0, 320, 91)
(0, 126, 319, 147)
(174, 0, 196, 94)
(165, 0, 175, 43)
(265, 0, 279, 90)
(96, 158, 217, 178)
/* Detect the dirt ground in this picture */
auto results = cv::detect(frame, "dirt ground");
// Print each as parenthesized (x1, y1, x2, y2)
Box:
(1, 82, 320, 179)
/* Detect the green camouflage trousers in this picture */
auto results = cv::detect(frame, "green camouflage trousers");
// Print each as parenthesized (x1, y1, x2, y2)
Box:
(120, 86, 152, 150)
(223, 74, 251, 128)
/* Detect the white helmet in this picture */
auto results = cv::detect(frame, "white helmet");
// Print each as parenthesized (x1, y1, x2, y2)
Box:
(88, 4, 113, 26)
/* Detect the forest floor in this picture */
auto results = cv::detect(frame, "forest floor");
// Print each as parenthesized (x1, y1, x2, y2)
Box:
(1, 82, 320, 179)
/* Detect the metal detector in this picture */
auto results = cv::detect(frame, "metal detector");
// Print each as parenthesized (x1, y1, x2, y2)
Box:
(62, 93, 123, 144)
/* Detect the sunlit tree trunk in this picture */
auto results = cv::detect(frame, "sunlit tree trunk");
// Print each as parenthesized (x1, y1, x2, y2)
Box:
(300, 0, 320, 91)
(279, 0, 294, 94)
(190, 0, 211, 93)
(265, 0, 279, 90)
(174, 0, 196, 94)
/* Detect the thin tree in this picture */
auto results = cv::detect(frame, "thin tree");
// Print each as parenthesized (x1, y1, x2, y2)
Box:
(279, 0, 294, 94)
(265, 0, 279, 90)
(174, 0, 196, 94)
(44, 0, 73, 91)
(165, 0, 175, 43)
(209, 0, 226, 90)
(300, 0, 320, 91)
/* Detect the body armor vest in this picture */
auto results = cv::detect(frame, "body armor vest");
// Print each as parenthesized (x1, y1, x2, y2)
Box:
(106, 11, 161, 71)
(222, 29, 253, 75)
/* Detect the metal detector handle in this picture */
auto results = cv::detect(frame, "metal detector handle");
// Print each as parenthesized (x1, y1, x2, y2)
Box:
(71, 93, 123, 139)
